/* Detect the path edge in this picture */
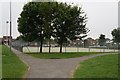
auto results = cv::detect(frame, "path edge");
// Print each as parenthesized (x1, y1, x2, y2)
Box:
(9, 46, 30, 78)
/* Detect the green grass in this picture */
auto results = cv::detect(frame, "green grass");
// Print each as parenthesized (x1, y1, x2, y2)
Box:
(2, 45, 28, 78)
(74, 54, 119, 78)
(25, 52, 113, 59)
(0, 45, 2, 79)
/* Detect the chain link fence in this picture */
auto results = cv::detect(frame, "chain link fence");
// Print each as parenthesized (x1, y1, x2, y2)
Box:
(11, 40, 26, 52)
(11, 40, 119, 53)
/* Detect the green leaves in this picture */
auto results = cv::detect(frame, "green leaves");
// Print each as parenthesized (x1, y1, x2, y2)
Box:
(98, 34, 106, 46)
(111, 28, 120, 43)
(18, 2, 88, 53)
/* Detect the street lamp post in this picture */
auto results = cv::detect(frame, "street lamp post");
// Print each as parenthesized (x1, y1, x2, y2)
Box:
(6, 21, 9, 45)
(10, 0, 12, 51)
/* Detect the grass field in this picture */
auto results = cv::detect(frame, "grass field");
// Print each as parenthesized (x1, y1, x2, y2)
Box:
(25, 52, 113, 59)
(73, 54, 119, 78)
(0, 45, 2, 78)
(2, 45, 28, 78)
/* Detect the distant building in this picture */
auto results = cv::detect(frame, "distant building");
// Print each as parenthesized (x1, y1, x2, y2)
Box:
(2, 36, 12, 45)
(1, 36, 15, 45)
(84, 38, 99, 47)
(106, 39, 113, 44)
(87, 38, 96, 46)
(72, 40, 83, 45)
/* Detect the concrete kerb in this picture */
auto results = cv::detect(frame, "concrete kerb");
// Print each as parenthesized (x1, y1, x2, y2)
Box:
(71, 64, 80, 78)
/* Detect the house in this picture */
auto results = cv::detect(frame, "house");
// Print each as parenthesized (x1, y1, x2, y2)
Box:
(1, 36, 16, 45)
(84, 38, 99, 47)
(2, 36, 12, 45)
(71, 40, 84, 47)
(72, 40, 83, 44)
(106, 39, 113, 44)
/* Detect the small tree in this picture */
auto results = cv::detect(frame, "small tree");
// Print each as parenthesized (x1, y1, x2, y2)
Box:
(111, 28, 120, 43)
(98, 34, 106, 46)
(84, 39, 89, 47)
(111, 28, 120, 49)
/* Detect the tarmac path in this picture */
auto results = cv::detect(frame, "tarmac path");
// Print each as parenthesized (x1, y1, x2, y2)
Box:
(11, 47, 118, 78)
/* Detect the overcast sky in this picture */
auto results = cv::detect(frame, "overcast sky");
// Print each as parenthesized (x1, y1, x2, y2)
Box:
(0, 0, 119, 39)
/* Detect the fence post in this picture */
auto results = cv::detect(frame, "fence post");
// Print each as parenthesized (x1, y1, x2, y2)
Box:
(64, 43, 66, 53)
(103, 48, 105, 52)
(21, 46, 23, 52)
(77, 47, 79, 52)
(89, 46, 90, 52)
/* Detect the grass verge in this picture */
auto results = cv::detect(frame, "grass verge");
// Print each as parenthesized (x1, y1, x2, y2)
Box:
(25, 52, 114, 59)
(2, 45, 28, 78)
(73, 54, 119, 78)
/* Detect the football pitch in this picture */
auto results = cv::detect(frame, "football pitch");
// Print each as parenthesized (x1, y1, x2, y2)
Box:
(23, 47, 118, 53)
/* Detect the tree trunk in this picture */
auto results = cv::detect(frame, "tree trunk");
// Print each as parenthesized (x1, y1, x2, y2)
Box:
(40, 39, 43, 53)
(48, 40, 51, 53)
(37, 42, 40, 52)
(60, 43, 63, 53)
(118, 42, 120, 50)
(65, 42, 67, 53)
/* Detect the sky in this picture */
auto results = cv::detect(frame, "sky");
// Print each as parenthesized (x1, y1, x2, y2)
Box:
(0, 0, 119, 39)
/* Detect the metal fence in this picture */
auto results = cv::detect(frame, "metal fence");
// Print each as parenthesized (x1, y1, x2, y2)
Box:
(11, 40, 25, 52)
(11, 40, 119, 53)
(23, 46, 118, 53)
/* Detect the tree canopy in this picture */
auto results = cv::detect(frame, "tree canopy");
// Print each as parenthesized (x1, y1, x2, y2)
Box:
(111, 28, 120, 43)
(18, 2, 89, 53)
(52, 3, 88, 53)
(98, 34, 106, 46)
(18, 2, 57, 53)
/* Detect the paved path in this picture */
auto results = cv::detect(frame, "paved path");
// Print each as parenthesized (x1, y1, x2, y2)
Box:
(11, 48, 118, 78)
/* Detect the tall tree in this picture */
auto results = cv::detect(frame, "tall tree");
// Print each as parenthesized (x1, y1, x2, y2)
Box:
(43, 2, 57, 53)
(98, 34, 106, 46)
(16, 35, 24, 40)
(111, 28, 120, 44)
(18, 2, 88, 53)
(53, 3, 88, 53)
(18, 2, 56, 53)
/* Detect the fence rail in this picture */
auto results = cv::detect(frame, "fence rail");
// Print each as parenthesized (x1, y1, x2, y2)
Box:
(11, 40, 119, 53)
